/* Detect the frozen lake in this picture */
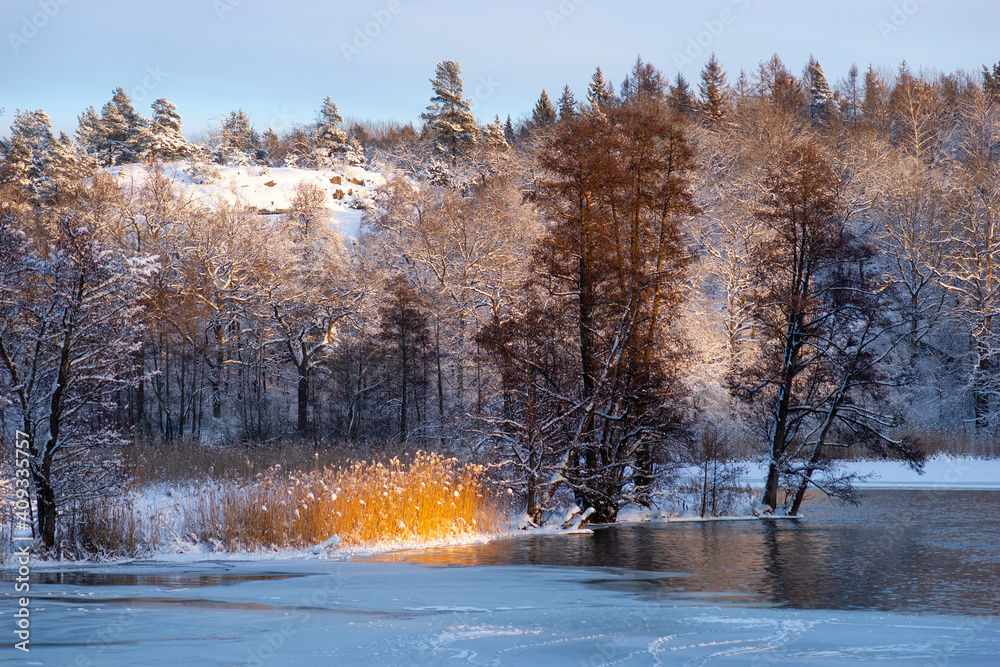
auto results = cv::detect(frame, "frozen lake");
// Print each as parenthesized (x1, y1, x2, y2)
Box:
(2, 490, 1000, 665)
(368, 489, 1000, 616)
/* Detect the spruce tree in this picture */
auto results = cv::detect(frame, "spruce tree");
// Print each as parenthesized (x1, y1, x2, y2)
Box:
(532, 89, 557, 125)
(808, 57, 840, 123)
(504, 115, 516, 145)
(421, 60, 478, 163)
(699, 53, 730, 126)
(620, 56, 666, 102)
(983, 62, 1000, 104)
(557, 85, 577, 120)
(668, 73, 694, 116)
(586, 66, 615, 113)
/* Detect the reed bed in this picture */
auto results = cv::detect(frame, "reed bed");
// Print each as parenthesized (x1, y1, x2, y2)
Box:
(74, 451, 506, 557)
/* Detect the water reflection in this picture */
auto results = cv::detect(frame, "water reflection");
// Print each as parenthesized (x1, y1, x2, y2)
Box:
(0, 571, 299, 589)
(364, 490, 1000, 615)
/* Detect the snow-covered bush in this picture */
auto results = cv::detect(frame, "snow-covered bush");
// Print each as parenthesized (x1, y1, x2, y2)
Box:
(184, 160, 221, 184)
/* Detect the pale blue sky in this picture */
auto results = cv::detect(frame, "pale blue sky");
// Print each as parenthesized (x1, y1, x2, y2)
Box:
(1, 0, 995, 137)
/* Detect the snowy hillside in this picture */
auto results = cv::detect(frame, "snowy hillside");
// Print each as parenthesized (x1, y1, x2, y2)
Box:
(111, 161, 386, 239)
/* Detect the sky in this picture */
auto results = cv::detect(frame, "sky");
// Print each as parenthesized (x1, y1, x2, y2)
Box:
(1, 0, 997, 138)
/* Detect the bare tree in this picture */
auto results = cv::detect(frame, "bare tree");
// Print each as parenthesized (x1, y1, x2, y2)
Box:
(0, 211, 155, 549)
(740, 143, 924, 513)
(941, 91, 1000, 428)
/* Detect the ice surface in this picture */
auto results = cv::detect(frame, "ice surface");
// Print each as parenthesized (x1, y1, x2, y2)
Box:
(2, 558, 997, 665)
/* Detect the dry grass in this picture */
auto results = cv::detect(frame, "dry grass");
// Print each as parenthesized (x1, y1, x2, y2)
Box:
(706, 427, 1000, 462)
(71, 451, 506, 557)
(72, 500, 149, 559)
(903, 426, 1000, 459)
(118, 439, 389, 487)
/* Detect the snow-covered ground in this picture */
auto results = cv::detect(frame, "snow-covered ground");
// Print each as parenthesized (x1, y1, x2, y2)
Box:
(112, 161, 385, 239)
(738, 455, 1000, 490)
(4, 557, 998, 665)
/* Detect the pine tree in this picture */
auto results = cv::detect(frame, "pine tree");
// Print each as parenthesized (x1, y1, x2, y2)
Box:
(1, 110, 54, 191)
(143, 98, 190, 162)
(345, 137, 367, 167)
(504, 115, 516, 145)
(315, 96, 349, 167)
(98, 101, 133, 165)
(587, 67, 615, 113)
(111, 87, 144, 132)
(668, 73, 694, 116)
(557, 85, 577, 120)
(75, 106, 102, 158)
(215, 109, 261, 165)
(421, 60, 478, 163)
(106, 87, 146, 164)
(532, 89, 558, 125)
(72, 89, 147, 166)
(808, 57, 840, 123)
(699, 53, 730, 126)
(41, 132, 93, 199)
(0, 110, 85, 203)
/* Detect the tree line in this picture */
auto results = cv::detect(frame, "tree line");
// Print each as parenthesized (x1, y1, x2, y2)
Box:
(3, 53, 1000, 547)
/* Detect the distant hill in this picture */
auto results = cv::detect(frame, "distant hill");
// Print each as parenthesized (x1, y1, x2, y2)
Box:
(112, 161, 385, 239)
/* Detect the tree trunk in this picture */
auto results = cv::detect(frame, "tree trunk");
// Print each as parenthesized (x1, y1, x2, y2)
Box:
(400, 332, 409, 440)
(212, 323, 224, 420)
(976, 331, 990, 429)
(762, 348, 797, 510)
(436, 325, 445, 447)
(297, 359, 310, 437)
